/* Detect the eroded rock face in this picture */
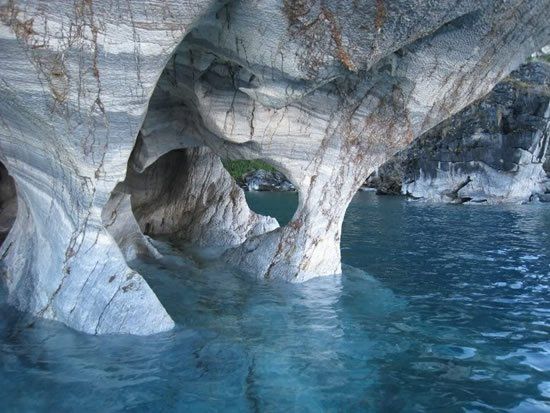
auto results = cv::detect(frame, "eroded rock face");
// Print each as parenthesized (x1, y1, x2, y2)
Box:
(127, 146, 278, 248)
(167, 0, 550, 280)
(0, 0, 548, 334)
(0, 0, 220, 335)
(365, 61, 550, 203)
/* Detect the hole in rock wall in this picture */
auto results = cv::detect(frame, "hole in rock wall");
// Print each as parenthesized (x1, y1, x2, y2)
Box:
(123, 146, 281, 253)
(222, 159, 298, 226)
(126, 147, 217, 241)
(115, 10, 301, 255)
(0, 161, 17, 246)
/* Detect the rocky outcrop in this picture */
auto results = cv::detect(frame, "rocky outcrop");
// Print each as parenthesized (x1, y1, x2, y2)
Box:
(0, 0, 548, 334)
(365, 61, 550, 203)
(241, 170, 295, 192)
(543, 149, 550, 201)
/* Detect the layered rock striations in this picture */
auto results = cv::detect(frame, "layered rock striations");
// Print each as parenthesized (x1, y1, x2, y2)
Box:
(366, 61, 550, 203)
(0, 0, 548, 334)
(0, 0, 219, 335)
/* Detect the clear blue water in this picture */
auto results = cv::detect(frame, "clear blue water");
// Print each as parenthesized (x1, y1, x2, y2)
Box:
(1, 192, 549, 412)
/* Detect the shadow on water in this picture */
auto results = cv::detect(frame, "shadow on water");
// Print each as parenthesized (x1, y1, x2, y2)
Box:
(0, 191, 549, 412)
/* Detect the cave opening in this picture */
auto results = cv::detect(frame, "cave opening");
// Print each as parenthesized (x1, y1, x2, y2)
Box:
(109, 11, 305, 262)
(119, 142, 280, 257)
(221, 158, 298, 226)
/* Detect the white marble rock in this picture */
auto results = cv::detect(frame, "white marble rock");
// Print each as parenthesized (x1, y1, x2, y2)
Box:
(0, 0, 548, 334)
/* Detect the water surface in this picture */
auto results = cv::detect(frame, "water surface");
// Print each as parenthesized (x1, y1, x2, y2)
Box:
(1, 192, 549, 412)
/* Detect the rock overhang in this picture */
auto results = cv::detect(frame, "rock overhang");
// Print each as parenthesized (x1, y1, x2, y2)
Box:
(0, 0, 548, 335)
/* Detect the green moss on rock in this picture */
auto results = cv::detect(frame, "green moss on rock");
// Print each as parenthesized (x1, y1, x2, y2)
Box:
(222, 159, 277, 179)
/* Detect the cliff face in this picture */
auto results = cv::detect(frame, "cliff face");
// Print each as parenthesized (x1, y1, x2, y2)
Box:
(0, 0, 549, 334)
(366, 61, 550, 203)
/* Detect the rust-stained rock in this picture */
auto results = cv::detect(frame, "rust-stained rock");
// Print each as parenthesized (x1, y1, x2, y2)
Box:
(0, 0, 548, 334)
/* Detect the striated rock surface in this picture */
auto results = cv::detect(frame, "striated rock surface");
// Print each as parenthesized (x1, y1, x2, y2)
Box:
(127, 146, 278, 248)
(0, 0, 548, 334)
(0, 0, 219, 335)
(365, 61, 550, 203)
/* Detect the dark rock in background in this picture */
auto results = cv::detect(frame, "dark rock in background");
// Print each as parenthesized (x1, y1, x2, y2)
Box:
(365, 61, 550, 204)
(241, 170, 296, 192)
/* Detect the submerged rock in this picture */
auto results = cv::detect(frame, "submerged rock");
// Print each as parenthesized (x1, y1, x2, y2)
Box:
(241, 170, 296, 192)
(366, 61, 550, 204)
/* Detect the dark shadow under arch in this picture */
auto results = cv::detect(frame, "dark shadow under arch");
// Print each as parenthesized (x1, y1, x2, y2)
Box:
(0, 161, 16, 246)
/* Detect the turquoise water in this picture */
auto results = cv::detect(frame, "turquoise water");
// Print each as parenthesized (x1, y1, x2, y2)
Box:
(244, 191, 299, 226)
(1, 192, 549, 412)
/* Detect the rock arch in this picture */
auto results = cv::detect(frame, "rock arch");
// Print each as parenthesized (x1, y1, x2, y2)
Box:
(0, 0, 548, 334)
(0, 0, 219, 334)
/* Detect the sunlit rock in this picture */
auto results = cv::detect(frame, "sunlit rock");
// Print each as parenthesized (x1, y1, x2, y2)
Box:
(241, 170, 295, 192)
(0, 0, 548, 334)
(0, 0, 219, 334)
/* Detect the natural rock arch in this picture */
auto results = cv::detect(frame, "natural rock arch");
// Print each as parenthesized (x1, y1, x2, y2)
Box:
(126, 146, 278, 249)
(0, 0, 218, 335)
(0, 0, 548, 334)
(142, 1, 550, 280)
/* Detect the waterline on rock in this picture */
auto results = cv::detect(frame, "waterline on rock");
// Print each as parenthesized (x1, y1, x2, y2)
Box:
(0, 192, 548, 411)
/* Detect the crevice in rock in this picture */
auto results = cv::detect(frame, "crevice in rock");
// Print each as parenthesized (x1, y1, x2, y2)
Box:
(0, 161, 17, 246)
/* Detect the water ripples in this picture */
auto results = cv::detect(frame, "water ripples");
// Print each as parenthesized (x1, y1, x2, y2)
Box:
(0, 192, 548, 411)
